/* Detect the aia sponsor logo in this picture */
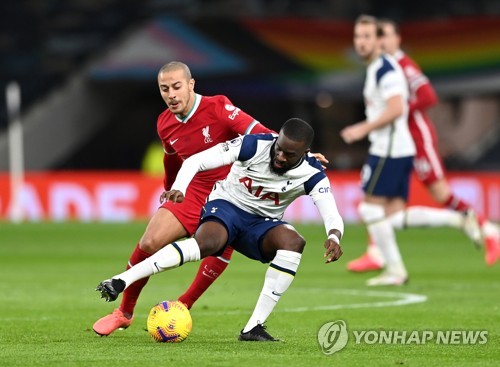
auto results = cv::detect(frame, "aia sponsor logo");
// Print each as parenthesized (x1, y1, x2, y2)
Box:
(239, 177, 280, 205)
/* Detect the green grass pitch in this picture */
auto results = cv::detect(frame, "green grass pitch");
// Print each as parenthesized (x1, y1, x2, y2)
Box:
(0, 222, 499, 366)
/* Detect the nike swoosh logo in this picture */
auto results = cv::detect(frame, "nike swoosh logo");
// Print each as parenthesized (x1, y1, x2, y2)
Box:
(153, 262, 162, 272)
(247, 167, 258, 172)
(271, 290, 283, 297)
(170, 138, 179, 145)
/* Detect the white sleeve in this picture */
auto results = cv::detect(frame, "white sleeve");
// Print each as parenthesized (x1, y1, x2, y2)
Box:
(171, 139, 242, 195)
(309, 177, 344, 239)
(380, 71, 406, 100)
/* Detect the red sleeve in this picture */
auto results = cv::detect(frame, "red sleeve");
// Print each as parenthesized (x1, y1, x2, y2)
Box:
(401, 56, 438, 114)
(247, 122, 275, 134)
(216, 95, 275, 135)
(163, 153, 183, 191)
(409, 82, 438, 114)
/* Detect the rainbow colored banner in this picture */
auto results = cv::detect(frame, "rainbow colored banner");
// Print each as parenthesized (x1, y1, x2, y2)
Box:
(242, 17, 500, 76)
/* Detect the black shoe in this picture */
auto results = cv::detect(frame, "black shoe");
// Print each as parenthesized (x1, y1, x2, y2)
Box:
(96, 279, 125, 302)
(238, 324, 279, 341)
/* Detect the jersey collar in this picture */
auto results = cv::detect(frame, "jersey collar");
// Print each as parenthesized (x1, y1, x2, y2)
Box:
(175, 93, 201, 124)
(393, 49, 405, 61)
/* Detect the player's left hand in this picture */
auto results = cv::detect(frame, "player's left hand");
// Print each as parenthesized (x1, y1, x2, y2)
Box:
(324, 239, 343, 263)
(159, 190, 185, 204)
(340, 121, 370, 144)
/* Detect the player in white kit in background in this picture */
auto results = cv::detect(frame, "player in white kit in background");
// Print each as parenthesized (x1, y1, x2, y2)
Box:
(347, 18, 500, 272)
(341, 15, 416, 286)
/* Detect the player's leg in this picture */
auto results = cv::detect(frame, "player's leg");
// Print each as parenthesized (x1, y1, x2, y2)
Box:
(239, 223, 305, 341)
(96, 220, 229, 302)
(360, 196, 408, 286)
(178, 245, 234, 309)
(348, 155, 410, 278)
(365, 155, 413, 285)
(93, 207, 188, 336)
(413, 126, 487, 243)
(418, 148, 499, 263)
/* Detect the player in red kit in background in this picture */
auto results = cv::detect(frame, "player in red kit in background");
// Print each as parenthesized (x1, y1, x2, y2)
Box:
(92, 61, 274, 336)
(347, 19, 500, 272)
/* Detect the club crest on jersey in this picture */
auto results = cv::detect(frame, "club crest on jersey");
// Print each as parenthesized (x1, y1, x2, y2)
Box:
(281, 180, 293, 192)
(202, 126, 213, 143)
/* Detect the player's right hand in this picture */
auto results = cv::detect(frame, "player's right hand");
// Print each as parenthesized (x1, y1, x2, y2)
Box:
(159, 190, 185, 204)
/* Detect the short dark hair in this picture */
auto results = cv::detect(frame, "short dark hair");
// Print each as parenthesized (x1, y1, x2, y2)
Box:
(281, 118, 314, 148)
(355, 14, 384, 38)
(378, 18, 401, 36)
(158, 61, 192, 80)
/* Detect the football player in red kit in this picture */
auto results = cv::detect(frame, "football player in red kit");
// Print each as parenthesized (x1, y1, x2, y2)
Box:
(347, 19, 500, 272)
(93, 61, 274, 336)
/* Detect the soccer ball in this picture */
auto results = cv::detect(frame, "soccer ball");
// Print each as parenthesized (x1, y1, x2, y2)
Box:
(146, 300, 192, 343)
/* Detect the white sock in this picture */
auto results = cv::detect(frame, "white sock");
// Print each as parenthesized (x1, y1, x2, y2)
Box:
(388, 206, 463, 230)
(242, 250, 301, 333)
(115, 238, 201, 289)
(359, 202, 406, 275)
(367, 241, 385, 265)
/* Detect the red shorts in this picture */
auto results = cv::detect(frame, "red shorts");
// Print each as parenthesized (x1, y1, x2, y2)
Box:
(160, 183, 212, 236)
(409, 111, 446, 186)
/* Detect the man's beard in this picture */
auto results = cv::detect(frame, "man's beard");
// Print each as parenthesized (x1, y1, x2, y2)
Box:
(269, 160, 287, 175)
(269, 143, 287, 175)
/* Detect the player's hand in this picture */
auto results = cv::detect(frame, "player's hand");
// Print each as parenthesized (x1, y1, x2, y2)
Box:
(340, 121, 370, 144)
(159, 190, 185, 204)
(311, 152, 329, 169)
(324, 239, 342, 263)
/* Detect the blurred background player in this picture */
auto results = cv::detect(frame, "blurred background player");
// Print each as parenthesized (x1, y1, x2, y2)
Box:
(347, 18, 500, 272)
(341, 15, 415, 285)
(92, 61, 273, 336)
(96, 118, 344, 341)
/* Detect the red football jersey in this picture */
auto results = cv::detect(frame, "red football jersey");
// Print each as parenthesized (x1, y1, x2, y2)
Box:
(395, 50, 445, 184)
(157, 93, 271, 188)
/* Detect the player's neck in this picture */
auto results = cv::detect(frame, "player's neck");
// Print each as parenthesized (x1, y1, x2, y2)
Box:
(366, 49, 382, 64)
(176, 92, 197, 119)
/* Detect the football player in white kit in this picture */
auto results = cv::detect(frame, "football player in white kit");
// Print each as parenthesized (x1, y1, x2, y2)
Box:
(341, 15, 415, 286)
(96, 118, 344, 341)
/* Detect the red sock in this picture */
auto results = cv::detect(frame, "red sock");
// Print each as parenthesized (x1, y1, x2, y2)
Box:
(443, 194, 471, 213)
(178, 246, 234, 309)
(119, 244, 152, 316)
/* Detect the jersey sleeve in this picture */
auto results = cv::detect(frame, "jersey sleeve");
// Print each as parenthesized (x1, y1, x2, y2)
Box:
(308, 177, 344, 238)
(409, 82, 438, 113)
(170, 138, 243, 196)
(163, 152, 183, 191)
(216, 95, 273, 135)
(379, 71, 406, 101)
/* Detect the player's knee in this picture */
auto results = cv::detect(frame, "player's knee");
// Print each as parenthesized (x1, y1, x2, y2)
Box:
(358, 202, 385, 224)
(139, 236, 164, 254)
(195, 238, 224, 258)
(283, 234, 306, 253)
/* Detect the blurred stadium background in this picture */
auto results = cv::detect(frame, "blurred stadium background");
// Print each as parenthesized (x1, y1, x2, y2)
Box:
(0, 0, 499, 222)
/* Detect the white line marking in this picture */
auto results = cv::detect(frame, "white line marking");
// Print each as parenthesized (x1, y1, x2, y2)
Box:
(198, 288, 427, 315)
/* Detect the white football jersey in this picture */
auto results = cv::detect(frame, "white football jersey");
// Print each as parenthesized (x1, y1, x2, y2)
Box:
(172, 133, 344, 236)
(364, 54, 416, 158)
